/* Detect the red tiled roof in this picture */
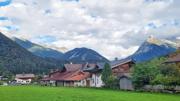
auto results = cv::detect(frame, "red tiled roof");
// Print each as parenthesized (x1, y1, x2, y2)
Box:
(65, 71, 90, 81)
(42, 64, 90, 81)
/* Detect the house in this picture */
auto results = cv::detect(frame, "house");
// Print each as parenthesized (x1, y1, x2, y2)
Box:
(111, 58, 135, 90)
(83, 59, 135, 89)
(0, 76, 8, 81)
(111, 58, 134, 76)
(41, 64, 90, 87)
(15, 74, 35, 84)
(83, 63, 104, 87)
(165, 53, 180, 64)
(0, 76, 2, 80)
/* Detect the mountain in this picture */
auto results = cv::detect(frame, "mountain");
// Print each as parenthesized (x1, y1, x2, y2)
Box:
(64, 47, 109, 63)
(0, 32, 61, 74)
(12, 38, 64, 60)
(129, 36, 177, 62)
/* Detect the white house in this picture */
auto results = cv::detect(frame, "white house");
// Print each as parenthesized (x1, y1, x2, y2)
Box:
(89, 73, 104, 87)
(83, 63, 104, 87)
(0, 76, 2, 80)
(15, 74, 35, 84)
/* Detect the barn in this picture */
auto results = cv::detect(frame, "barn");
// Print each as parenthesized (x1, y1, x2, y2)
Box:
(111, 58, 135, 90)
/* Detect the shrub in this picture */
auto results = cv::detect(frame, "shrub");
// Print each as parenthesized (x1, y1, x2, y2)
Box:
(132, 58, 166, 88)
(106, 75, 119, 89)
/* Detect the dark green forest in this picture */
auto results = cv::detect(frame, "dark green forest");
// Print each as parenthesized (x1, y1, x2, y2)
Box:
(0, 32, 62, 74)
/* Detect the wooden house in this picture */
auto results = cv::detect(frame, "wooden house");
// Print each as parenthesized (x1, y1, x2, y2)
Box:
(111, 58, 135, 90)
(165, 53, 180, 64)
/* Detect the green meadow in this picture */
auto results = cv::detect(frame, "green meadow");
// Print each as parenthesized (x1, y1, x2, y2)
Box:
(0, 86, 179, 101)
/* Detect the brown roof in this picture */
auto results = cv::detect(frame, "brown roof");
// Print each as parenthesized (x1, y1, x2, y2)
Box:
(42, 70, 90, 81)
(167, 54, 180, 63)
(64, 64, 83, 71)
(16, 74, 35, 79)
(65, 71, 90, 81)
(42, 64, 90, 81)
(111, 58, 133, 69)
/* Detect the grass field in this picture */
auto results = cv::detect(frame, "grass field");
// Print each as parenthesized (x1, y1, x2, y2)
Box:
(0, 86, 179, 101)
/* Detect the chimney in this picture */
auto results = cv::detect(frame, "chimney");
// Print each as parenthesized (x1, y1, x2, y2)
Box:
(115, 57, 118, 61)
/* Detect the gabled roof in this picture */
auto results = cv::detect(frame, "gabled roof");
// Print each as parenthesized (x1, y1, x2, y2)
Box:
(166, 54, 180, 63)
(64, 64, 83, 72)
(83, 59, 135, 72)
(111, 58, 134, 69)
(16, 74, 35, 79)
(65, 71, 90, 81)
(42, 64, 90, 81)
(83, 63, 105, 73)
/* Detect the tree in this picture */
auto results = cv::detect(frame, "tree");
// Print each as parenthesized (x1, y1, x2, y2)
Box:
(0, 63, 5, 75)
(152, 63, 180, 86)
(106, 75, 119, 89)
(101, 63, 112, 87)
(132, 57, 166, 88)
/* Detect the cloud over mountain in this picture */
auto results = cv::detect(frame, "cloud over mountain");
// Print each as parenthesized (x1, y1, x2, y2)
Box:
(0, 0, 180, 59)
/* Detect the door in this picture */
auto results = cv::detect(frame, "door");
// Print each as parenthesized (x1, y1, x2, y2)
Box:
(120, 77, 133, 90)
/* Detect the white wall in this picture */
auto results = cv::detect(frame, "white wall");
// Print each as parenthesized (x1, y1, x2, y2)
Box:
(15, 78, 32, 84)
(74, 79, 87, 87)
(90, 73, 104, 87)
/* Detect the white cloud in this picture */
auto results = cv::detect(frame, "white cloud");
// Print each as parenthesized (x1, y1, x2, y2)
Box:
(0, 0, 180, 60)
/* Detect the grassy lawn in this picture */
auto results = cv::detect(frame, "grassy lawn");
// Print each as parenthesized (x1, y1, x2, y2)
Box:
(0, 86, 179, 101)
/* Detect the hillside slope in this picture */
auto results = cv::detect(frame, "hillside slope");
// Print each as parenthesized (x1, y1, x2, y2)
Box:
(0, 32, 61, 74)
(64, 48, 109, 63)
(12, 38, 64, 60)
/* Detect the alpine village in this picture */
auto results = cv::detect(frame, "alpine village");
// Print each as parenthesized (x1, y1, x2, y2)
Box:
(0, 31, 180, 94)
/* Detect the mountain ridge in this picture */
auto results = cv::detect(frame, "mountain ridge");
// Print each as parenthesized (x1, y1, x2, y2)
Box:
(0, 32, 61, 74)
(128, 36, 177, 62)
(64, 47, 109, 63)
(12, 37, 64, 60)
(13, 38, 109, 63)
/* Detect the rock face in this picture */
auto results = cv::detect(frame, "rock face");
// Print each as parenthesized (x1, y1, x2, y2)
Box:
(0, 32, 61, 74)
(129, 36, 177, 62)
(64, 48, 109, 63)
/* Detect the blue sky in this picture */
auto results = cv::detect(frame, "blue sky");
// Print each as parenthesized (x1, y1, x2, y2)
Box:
(0, 0, 11, 6)
(0, 0, 180, 59)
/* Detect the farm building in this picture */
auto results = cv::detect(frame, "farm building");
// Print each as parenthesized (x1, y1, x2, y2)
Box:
(111, 58, 135, 90)
(83, 59, 135, 89)
(15, 74, 35, 84)
(42, 64, 90, 87)
(42, 59, 135, 89)
(165, 53, 180, 64)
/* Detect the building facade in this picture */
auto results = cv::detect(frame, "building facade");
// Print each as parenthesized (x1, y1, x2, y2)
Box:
(15, 74, 35, 84)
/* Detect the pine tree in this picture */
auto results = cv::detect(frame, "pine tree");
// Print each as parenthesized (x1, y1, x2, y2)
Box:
(101, 63, 112, 87)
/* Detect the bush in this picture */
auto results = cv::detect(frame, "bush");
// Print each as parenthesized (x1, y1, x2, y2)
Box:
(132, 58, 166, 88)
(152, 63, 180, 86)
(106, 75, 119, 89)
(0, 81, 3, 85)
